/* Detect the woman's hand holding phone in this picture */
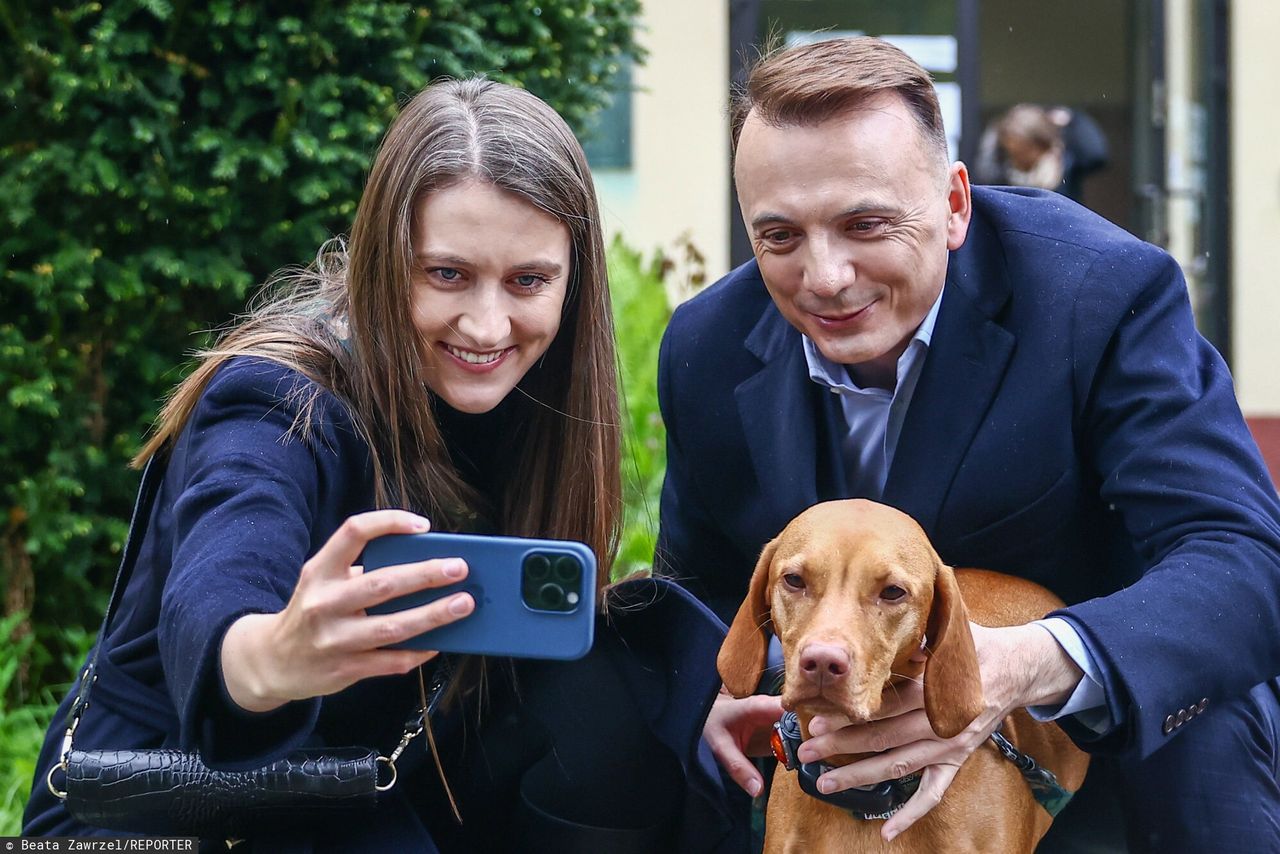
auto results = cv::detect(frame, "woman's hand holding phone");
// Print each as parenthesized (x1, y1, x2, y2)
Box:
(220, 509, 476, 713)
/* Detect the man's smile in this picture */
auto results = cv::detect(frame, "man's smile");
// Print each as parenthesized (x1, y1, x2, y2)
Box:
(809, 300, 877, 330)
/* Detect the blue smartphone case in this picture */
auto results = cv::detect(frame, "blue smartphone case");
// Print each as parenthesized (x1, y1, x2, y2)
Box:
(362, 532, 596, 660)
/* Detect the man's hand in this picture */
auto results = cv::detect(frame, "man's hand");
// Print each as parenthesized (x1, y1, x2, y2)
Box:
(797, 622, 1083, 842)
(704, 691, 785, 797)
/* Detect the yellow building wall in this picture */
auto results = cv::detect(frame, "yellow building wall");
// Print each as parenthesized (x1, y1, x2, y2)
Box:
(1232, 1, 1280, 414)
(594, 0, 730, 298)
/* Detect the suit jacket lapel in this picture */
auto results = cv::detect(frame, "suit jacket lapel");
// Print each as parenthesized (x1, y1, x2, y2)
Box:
(735, 306, 832, 538)
(882, 213, 1015, 536)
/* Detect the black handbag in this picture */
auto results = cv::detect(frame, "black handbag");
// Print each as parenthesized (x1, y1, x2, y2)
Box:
(45, 447, 452, 839)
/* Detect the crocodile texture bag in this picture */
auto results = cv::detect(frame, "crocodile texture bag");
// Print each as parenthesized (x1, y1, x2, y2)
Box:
(61, 747, 380, 838)
(46, 447, 439, 839)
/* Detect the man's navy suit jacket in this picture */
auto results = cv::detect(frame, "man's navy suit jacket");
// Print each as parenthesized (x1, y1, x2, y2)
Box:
(657, 186, 1280, 763)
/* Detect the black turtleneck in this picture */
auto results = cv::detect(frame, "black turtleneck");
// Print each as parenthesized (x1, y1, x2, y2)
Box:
(431, 389, 528, 522)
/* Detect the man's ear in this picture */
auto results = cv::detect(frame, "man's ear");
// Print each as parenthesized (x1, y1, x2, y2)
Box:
(923, 562, 985, 738)
(945, 161, 973, 251)
(718, 538, 778, 697)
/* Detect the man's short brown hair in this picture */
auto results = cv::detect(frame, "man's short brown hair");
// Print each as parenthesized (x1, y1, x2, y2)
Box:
(731, 36, 948, 165)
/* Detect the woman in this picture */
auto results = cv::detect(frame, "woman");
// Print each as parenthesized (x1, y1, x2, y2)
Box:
(24, 78, 738, 852)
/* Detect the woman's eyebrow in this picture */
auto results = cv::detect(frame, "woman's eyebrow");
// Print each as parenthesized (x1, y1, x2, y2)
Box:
(415, 252, 471, 267)
(511, 261, 564, 275)
(415, 253, 564, 276)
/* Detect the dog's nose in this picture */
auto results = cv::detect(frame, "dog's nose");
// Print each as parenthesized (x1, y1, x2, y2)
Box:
(798, 643, 850, 682)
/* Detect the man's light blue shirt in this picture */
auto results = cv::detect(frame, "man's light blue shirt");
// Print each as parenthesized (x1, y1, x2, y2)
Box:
(800, 285, 1112, 734)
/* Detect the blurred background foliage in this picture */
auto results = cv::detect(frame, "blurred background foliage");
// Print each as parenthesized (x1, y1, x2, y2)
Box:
(609, 240, 671, 579)
(0, 0, 660, 832)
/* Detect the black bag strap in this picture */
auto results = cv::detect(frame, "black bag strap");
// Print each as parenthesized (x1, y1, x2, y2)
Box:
(64, 444, 171, 733)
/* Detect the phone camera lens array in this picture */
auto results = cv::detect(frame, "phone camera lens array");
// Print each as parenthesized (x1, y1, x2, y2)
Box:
(522, 552, 582, 612)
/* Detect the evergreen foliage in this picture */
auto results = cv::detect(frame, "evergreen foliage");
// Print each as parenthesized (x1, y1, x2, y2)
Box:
(0, 0, 642, 700)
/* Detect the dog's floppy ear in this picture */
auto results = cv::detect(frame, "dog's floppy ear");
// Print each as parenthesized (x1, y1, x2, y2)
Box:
(717, 538, 779, 697)
(923, 563, 985, 738)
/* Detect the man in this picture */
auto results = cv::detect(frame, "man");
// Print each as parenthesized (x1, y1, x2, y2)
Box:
(657, 36, 1280, 852)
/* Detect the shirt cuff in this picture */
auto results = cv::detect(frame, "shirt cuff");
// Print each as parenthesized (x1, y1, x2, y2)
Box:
(1026, 617, 1114, 735)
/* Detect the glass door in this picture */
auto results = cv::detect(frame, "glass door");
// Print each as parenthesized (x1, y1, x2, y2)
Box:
(1134, 0, 1231, 356)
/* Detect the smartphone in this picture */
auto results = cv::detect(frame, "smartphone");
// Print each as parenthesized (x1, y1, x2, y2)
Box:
(362, 532, 596, 660)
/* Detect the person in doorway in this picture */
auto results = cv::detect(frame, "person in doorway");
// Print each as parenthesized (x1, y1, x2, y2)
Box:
(973, 102, 1109, 202)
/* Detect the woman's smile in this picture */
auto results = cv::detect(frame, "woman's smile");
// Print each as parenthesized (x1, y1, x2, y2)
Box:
(439, 342, 515, 371)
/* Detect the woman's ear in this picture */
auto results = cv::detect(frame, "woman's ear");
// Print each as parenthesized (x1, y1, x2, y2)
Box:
(717, 538, 778, 697)
(923, 563, 985, 738)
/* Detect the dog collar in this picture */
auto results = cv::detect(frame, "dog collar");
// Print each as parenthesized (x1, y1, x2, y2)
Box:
(988, 725, 1075, 817)
(770, 711, 1076, 822)
(771, 711, 920, 821)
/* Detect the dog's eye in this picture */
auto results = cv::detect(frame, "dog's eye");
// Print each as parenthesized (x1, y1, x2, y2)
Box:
(783, 573, 806, 590)
(880, 585, 907, 601)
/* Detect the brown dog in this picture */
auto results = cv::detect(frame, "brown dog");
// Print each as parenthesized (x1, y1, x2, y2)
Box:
(719, 499, 1089, 853)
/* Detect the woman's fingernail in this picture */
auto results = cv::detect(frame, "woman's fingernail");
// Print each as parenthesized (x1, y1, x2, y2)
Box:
(797, 746, 813, 763)
(817, 777, 834, 794)
(747, 779, 762, 797)
(809, 716, 828, 735)
(443, 560, 466, 578)
(412, 515, 430, 531)
(449, 594, 473, 616)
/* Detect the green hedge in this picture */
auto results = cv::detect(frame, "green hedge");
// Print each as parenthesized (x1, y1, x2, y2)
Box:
(0, 612, 92, 835)
(0, 0, 642, 701)
(0, 2, 659, 832)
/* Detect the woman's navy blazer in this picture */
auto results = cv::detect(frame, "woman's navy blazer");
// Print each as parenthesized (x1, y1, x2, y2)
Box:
(26, 358, 740, 851)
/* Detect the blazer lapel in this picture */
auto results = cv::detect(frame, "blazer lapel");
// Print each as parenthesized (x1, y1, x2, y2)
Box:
(882, 213, 1015, 536)
(735, 307, 829, 537)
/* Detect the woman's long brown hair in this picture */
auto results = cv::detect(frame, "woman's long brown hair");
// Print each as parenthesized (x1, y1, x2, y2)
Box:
(138, 77, 621, 592)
